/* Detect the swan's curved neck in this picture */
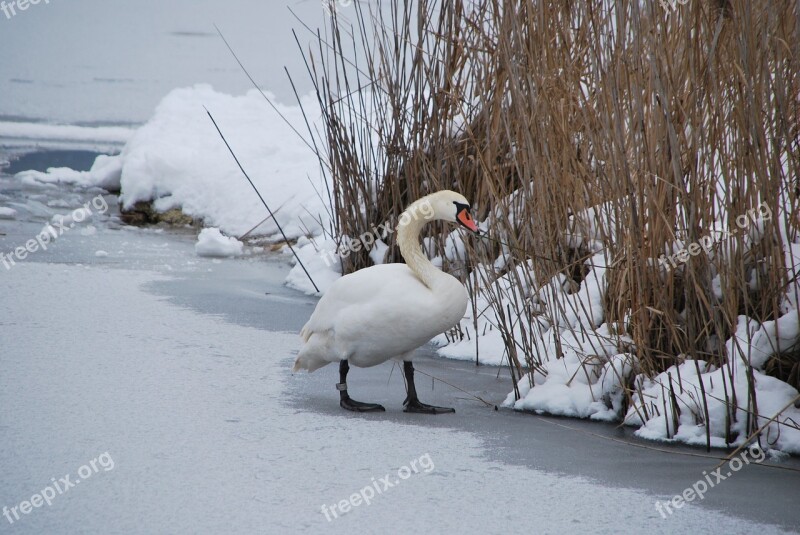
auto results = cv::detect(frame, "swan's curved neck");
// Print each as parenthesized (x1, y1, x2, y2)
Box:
(397, 199, 440, 289)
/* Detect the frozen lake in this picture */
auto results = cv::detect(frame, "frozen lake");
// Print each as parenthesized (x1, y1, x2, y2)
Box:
(0, 0, 329, 125)
(0, 0, 354, 167)
(1, 2, 799, 532)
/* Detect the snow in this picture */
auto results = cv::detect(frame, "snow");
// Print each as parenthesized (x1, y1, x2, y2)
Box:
(726, 311, 800, 369)
(435, 251, 618, 367)
(195, 227, 244, 258)
(116, 85, 327, 239)
(0, 207, 17, 219)
(369, 238, 390, 265)
(505, 350, 637, 421)
(7, 84, 332, 248)
(625, 357, 800, 453)
(285, 236, 343, 295)
(440, 200, 800, 453)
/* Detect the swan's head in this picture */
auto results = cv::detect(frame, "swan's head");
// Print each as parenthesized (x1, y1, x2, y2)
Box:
(399, 190, 479, 233)
(426, 190, 479, 232)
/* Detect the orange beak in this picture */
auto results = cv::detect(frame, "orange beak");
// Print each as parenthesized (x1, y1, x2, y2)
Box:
(457, 208, 479, 232)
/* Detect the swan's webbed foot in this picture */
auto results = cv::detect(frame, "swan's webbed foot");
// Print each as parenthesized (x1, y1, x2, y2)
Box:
(340, 396, 386, 412)
(403, 397, 455, 414)
(401, 361, 455, 414)
(337, 360, 385, 412)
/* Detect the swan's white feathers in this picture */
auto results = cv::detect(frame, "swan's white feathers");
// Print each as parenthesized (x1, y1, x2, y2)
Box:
(294, 263, 467, 372)
(293, 190, 472, 374)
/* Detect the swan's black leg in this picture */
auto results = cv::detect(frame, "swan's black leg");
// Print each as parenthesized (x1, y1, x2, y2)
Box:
(402, 361, 455, 414)
(337, 360, 385, 412)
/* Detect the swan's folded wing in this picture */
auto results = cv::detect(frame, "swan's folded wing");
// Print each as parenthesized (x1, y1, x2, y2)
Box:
(300, 263, 427, 340)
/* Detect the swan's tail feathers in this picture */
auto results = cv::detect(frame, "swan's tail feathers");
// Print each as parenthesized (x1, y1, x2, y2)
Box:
(292, 353, 330, 373)
(293, 331, 335, 373)
(300, 325, 312, 343)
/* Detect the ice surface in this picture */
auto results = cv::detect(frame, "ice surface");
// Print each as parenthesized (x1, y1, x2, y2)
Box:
(0, 122, 133, 146)
(0, 0, 328, 124)
(0, 261, 789, 534)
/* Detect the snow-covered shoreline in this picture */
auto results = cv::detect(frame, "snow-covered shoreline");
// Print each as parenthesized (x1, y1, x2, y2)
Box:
(5, 83, 799, 456)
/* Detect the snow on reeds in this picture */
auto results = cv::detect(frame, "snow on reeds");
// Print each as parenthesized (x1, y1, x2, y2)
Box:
(291, 0, 800, 452)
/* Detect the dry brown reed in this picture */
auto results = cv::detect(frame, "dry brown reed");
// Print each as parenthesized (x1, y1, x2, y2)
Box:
(291, 0, 799, 443)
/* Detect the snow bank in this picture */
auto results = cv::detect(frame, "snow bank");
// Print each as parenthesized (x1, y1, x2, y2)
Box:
(451, 203, 800, 453)
(419, 188, 800, 452)
(435, 251, 612, 366)
(0, 207, 17, 219)
(117, 85, 328, 239)
(195, 228, 244, 258)
(625, 357, 800, 452)
(285, 237, 344, 295)
(9, 84, 337, 292)
(11, 84, 329, 242)
(496, 309, 800, 453)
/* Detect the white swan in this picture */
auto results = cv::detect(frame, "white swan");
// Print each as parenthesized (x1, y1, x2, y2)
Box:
(293, 190, 479, 413)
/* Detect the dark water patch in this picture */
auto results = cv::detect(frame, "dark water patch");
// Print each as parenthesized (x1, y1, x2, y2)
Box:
(9, 78, 33, 84)
(73, 119, 141, 128)
(0, 114, 47, 123)
(5, 149, 112, 174)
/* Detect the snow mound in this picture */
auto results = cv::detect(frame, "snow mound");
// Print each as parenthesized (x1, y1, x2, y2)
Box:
(195, 228, 244, 258)
(286, 237, 343, 295)
(487, 251, 800, 452)
(0, 207, 17, 219)
(625, 356, 800, 453)
(435, 251, 611, 366)
(117, 84, 328, 239)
